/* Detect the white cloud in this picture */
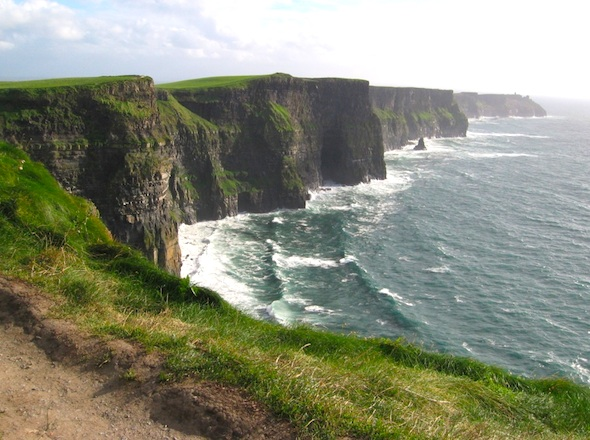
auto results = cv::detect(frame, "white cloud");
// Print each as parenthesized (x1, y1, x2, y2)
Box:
(0, 40, 15, 50)
(0, 0, 85, 43)
(0, 0, 586, 98)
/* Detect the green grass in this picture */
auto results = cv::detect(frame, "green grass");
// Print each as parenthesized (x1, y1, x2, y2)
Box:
(269, 101, 294, 132)
(157, 75, 268, 90)
(2, 140, 590, 439)
(0, 76, 143, 90)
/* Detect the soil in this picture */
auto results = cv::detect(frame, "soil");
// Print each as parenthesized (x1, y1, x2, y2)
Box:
(0, 275, 298, 440)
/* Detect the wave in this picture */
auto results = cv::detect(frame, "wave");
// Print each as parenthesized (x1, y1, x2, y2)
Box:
(467, 152, 537, 159)
(272, 254, 340, 269)
(467, 131, 550, 139)
(543, 352, 590, 384)
(423, 265, 451, 274)
(462, 342, 474, 354)
(379, 288, 414, 307)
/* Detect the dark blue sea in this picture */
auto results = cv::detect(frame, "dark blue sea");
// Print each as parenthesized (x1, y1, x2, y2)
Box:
(180, 97, 590, 384)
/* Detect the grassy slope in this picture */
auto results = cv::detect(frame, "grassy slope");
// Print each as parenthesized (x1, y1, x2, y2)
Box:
(2, 126, 590, 437)
(158, 75, 267, 90)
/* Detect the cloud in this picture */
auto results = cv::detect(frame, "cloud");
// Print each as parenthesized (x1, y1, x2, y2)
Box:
(0, 0, 85, 44)
(0, 40, 15, 50)
(0, 0, 586, 98)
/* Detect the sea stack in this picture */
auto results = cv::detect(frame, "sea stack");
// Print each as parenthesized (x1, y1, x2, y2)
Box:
(414, 137, 427, 150)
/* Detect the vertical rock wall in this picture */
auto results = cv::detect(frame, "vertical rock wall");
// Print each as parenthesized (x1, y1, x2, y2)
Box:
(370, 86, 468, 149)
(168, 74, 386, 218)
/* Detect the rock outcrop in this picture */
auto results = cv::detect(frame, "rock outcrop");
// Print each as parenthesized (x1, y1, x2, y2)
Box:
(414, 137, 426, 151)
(0, 77, 195, 274)
(0, 74, 386, 274)
(166, 74, 386, 219)
(454, 92, 547, 118)
(370, 86, 468, 150)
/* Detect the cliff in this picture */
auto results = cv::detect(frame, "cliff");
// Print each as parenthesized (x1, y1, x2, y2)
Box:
(0, 76, 201, 274)
(370, 86, 468, 149)
(454, 92, 547, 118)
(0, 74, 386, 273)
(163, 74, 385, 218)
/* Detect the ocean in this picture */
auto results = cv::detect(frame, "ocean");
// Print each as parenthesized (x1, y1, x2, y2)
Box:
(180, 97, 590, 384)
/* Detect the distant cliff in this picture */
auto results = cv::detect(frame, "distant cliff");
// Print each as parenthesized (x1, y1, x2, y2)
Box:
(0, 74, 385, 274)
(454, 92, 547, 118)
(370, 87, 468, 150)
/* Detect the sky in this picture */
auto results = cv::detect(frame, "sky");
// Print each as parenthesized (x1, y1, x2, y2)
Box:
(0, 0, 587, 99)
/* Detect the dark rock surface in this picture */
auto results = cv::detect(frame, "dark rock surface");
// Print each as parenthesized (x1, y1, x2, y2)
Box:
(0, 74, 386, 274)
(414, 137, 426, 150)
(167, 74, 386, 219)
(370, 86, 468, 150)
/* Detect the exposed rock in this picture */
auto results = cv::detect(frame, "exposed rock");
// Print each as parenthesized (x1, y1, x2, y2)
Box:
(414, 137, 427, 150)
(0, 74, 386, 273)
(370, 86, 468, 150)
(454, 92, 547, 118)
(0, 77, 194, 274)
(167, 74, 386, 218)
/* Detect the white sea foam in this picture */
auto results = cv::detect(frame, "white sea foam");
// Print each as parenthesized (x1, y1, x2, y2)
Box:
(467, 152, 537, 159)
(339, 255, 358, 264)
(572, 359, 590, 383)
(179, 222, 218, 278)
(468, 131, 550, 139)
(272, 254, 340, 269)
(462, 342, 474, 353)
(305, 304, 338, 315)
(285, 295, 312, 306)
(179, 221, 267, 313)
(545, 352, 590, 383)
(423, 266, 451, 274)
(379, 288, 415, 307)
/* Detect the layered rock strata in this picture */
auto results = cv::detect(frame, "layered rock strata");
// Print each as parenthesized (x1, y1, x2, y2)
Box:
(0, 74, 387, 273)
(370, 86, 468, 149)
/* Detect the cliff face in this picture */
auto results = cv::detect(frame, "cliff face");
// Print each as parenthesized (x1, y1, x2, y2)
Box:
(167, 74, 386, 218)
(0, 77, 197, 274)
(0, 74, 386, 273)
(454, 92, 547, 118)
(370, 87, 468, 150)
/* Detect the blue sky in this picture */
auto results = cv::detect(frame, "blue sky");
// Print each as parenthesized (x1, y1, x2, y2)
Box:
(0, 0, 586, 99)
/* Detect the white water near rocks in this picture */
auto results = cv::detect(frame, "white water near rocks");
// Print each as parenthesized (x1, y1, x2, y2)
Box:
(181, 97, 590, 384)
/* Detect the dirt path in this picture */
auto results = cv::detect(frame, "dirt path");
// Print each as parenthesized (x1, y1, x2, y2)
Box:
(0, 276, 297, 440)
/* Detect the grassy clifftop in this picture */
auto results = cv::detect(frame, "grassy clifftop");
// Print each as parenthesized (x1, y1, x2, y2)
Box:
(159, 75, 268, 90)
(2, 140, 590, 439)
(0, 75, 142, 89)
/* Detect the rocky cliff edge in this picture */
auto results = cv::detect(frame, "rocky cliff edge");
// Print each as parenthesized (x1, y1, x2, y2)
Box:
(0, 74, 387, 274)
(370, 86, 468, 150)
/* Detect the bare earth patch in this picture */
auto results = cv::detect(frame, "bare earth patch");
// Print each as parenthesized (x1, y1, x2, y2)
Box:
(0, 275, 298, 439)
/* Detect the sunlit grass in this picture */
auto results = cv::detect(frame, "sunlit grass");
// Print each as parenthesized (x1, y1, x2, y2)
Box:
(158, 75, 268, 90)
(1, 140, 590, 439)
(0, 76, 142, 89)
